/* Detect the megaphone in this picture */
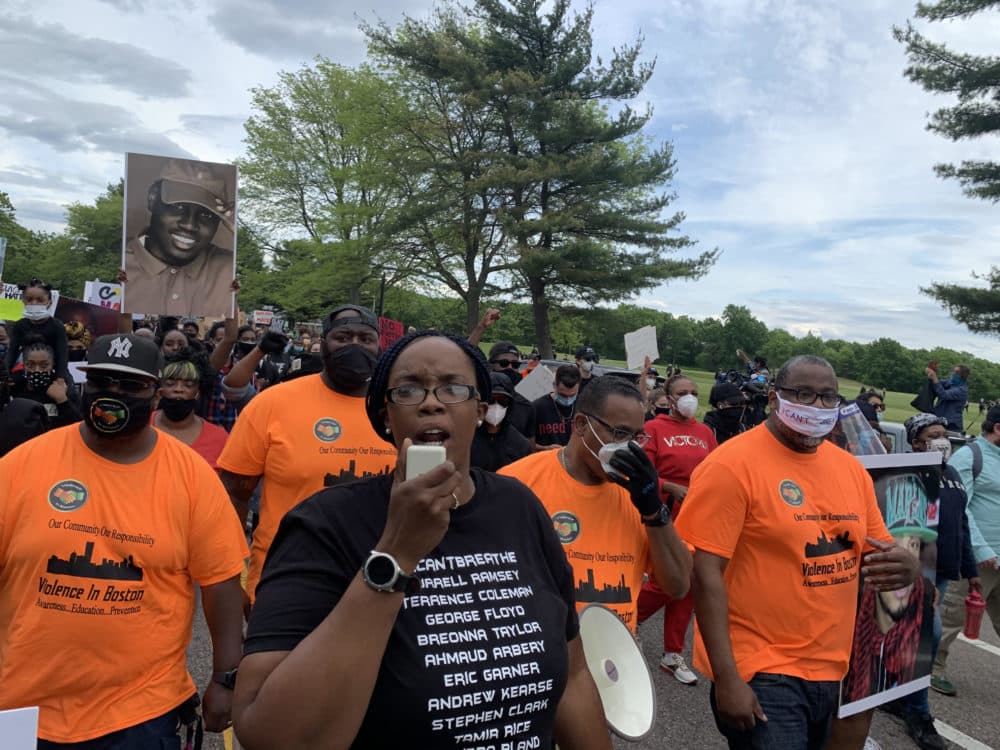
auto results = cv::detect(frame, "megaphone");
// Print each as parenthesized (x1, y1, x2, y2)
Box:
(578, 604, 656, 741)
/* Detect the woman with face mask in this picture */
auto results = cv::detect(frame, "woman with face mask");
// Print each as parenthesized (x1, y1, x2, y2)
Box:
(8, 339, 81, 430)
(5, 277, 70, 384)
(470, 373, 532, 471)
(153, 358, 229, 470)
(636, 374, 718, 686)
(63, 321, 92, 362)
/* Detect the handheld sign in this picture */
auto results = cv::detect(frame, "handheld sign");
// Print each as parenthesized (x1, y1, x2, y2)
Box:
(624, 326, 658, 370)
(0, 705, 39, 749)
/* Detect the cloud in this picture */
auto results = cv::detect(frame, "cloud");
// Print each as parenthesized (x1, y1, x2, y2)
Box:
(0, 75, 193, 157)
(178, 114, 247, 136)
(0, 15, 191, 98)
(13, 198, 68, 227)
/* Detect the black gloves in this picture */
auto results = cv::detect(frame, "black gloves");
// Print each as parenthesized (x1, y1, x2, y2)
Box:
(258, 331, 288, 356)
(607, 442, 662, 517)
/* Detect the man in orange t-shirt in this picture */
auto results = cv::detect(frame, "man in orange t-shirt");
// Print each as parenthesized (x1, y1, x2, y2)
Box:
(0, 334, 247, 747)
(675, 355, 918, 750)
(501, 375, 692, 633)
(218, 305, 395, 602)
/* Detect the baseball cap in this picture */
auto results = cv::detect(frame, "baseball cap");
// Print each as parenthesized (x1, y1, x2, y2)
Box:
(710, 382, 747, 406)
(575, 346, 597, 360)
(82, 334, 164, 380)
(488, 341, 521, 361)
(904, 413, 947, 444)
(158, 160, 235, 228)
(489, 372, 515, 399)
(322, 305, 379, 336)
(986, 405, 1000, 425)
(646, 366, 659, 376)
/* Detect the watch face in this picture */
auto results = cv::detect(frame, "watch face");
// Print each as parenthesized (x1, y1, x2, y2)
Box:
(366, 553, 397, 586)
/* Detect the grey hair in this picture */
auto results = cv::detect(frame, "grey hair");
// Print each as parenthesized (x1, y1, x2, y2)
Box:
(774, 355, 836, 388)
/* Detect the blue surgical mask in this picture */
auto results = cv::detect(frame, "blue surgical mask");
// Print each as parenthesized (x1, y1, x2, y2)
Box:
(0, 343, 6, 358)
(875, 411, 884, 423)
(555, 394, 576, 407)
(950, 373, 962, 385)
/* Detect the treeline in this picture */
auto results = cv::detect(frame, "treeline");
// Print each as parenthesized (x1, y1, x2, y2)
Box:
(380, 290, 1000, 401)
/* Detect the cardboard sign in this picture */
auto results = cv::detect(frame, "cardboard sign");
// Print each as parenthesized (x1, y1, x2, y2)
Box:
(252, 310, 274, 326)
(83, 280, 123, 311)
(0, 705, 39, 749)
(379, 316, 404, 351)
(515, 364, 555, 403)
(624, 325, 658, 370)
(838, 452, 941, 717)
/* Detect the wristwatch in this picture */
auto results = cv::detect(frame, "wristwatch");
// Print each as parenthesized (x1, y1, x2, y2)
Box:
(212, 668, 238, 690)
(362, 551, 421, 594)
(641, 504, 672, 527)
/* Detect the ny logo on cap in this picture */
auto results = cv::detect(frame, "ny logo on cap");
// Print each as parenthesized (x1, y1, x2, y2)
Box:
(108, 337, 133, 359)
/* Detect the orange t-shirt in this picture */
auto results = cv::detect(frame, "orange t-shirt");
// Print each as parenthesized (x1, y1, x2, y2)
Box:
(217, 373, 396, 598)
(500, 450, 650, 632)
(0, 425, 248, 743)
(674, 424, 891, 683)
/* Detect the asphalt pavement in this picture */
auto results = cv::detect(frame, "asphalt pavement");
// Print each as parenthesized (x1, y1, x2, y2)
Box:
(186, 604, 999, 750)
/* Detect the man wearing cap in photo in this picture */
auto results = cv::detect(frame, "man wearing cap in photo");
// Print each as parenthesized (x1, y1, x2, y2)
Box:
(218, 305, 395, 606)
(470, 372, 533, 472)
(485, 341, 537, 442)
(575, 345, 599, 391)
(123, 159, 237, 318)
(0, 333, 248, 746)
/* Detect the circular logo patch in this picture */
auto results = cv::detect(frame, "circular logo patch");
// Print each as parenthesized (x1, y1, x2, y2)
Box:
(89, 397, 130, 435)
(779, 479, 804, 508)
(551, 511, 580, 544)
(49, 480, 89, 512)
(313, 418, 342, 443)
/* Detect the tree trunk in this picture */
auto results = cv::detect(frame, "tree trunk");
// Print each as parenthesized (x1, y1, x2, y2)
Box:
(528, 275, 553, 358)
(465, 289, 480, 338)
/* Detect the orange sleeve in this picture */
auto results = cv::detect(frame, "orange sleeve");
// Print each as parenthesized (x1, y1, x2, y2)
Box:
(674, 458, 747, 560)
(216, 389, 269, 477)
(187, 459, 250, 585)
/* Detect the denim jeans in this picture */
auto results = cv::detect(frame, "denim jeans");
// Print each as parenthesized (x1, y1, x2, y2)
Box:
(709, 673, 841, 750)
(37, 708, 181, 750)
(902, 577, 949, 716)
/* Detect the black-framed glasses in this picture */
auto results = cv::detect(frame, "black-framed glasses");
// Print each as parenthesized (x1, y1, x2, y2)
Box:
(583, 412, 650, 447)
(387, 383, 479, 406)
(86, 374, 158, 395)
(490, 358, 521, 369)
(776, 386, 842, 408)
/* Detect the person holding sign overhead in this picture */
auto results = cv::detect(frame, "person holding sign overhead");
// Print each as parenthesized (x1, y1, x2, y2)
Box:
(121, 154, 237, 318)
(233, 330, 611, 750)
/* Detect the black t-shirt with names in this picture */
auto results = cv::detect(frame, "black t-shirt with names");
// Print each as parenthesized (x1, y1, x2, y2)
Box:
(245, 469, 578, 750)
(532, 395, 575, 447)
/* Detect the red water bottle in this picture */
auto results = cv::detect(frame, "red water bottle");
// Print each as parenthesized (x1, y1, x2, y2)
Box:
(964, 591, 986, 640)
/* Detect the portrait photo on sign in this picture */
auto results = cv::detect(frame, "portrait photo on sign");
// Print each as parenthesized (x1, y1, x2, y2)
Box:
(839, 461, 939, 717)
(121, 152, 237, 318)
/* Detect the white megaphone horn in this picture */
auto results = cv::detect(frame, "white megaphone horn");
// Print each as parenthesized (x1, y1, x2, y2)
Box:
(577, 604, 656, 741)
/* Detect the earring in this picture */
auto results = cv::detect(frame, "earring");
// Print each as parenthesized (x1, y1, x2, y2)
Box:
(477, 420, 483, 427)
(384, 426, 391, 435)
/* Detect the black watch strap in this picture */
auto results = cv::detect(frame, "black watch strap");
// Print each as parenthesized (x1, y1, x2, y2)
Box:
(641, 504, 671, 527)
(212, 668, 238, 690)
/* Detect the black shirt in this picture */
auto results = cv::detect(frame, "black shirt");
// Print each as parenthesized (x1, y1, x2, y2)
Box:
(532, 395, 575, 447)
(246, 469, 578, 750)
(506, 393, 537, 441)
(470, 423, 533, 472)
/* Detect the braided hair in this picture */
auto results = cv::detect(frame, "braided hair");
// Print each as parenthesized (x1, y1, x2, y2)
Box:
(23, 336, 55, 364)
(366, 330, 491, 445)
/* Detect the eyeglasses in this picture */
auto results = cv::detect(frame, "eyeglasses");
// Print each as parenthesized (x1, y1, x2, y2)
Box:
(584, 412, 650, 447)
(490, 358, 521, 369)
(86, 374, 157, 395)
(776, 386, 842, 408)
(387, 383, 479, 406)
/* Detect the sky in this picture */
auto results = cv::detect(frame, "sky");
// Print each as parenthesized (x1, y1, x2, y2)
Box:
(2, 0, 999, 360)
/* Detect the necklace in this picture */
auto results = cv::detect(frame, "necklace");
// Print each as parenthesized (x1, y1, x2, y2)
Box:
(558, 448, 569, 473)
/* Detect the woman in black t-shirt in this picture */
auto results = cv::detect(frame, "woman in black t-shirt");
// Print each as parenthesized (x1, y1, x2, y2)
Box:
(234, 331, 611, 750)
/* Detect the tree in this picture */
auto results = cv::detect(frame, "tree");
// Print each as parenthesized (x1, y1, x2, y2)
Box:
(0, 192, 43, 286)
(719, 304, 768, 370)
(896, 2, 1000, 334)
(367, 0, 716, 356)
(240, 60, 413, 306)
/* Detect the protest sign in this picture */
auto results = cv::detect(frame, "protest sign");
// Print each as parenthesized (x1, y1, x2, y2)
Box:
(515, 364, 555, 403)
(83, 280, 123, 311)
(838, 452, 941, 717)
(252, 310, 274, 326)
(0, 706, 38, 749)
(624, 325, 658, 370)
(122, 152, 237, 317)
(379, 316, 404, 351)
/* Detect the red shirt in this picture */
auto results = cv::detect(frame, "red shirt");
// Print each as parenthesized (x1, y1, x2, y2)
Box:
(643, 413, 717, 491)
(189, 419, 230, 470)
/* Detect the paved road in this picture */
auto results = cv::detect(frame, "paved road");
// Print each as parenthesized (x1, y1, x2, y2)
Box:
(187, 605, 999, 750)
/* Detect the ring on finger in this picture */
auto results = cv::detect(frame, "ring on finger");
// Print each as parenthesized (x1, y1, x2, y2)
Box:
(450, 491, 460, 510)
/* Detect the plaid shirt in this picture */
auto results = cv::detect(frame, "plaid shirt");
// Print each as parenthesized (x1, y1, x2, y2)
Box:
(205, 364, 255, 432)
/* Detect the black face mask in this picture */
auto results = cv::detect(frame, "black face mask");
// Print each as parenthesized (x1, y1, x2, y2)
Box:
(159, 397, 198, 422)
(68, 349, 87, 362)
(82, 391, 154, 439)
(717, 406, 746, 424)
(502, 369, 523, 386)
(654, 406, 671, 416)
(25, 370, 54, 391)
(323, 344, 377, 391)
